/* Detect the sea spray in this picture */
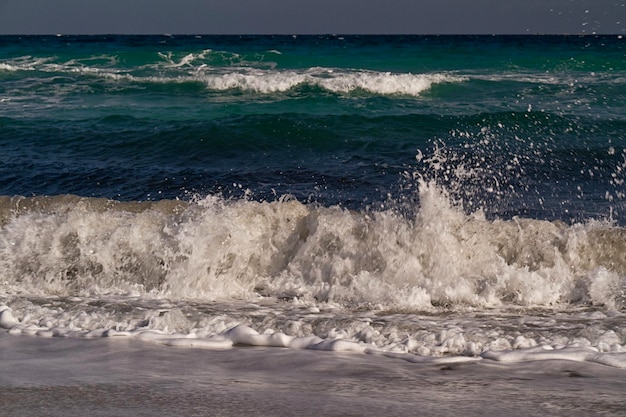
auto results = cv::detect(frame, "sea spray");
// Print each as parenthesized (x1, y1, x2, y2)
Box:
(1, 182, 625, 310)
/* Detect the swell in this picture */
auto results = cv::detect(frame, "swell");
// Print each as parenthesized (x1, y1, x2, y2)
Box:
(0, 61, 462, 97)
(2, 111, 625, 215)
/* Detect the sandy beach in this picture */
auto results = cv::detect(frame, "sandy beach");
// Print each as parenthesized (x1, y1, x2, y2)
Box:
(1, 333, 625, 417)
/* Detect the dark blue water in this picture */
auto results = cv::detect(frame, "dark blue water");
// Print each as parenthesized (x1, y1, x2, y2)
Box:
(1, 35, 625, 222)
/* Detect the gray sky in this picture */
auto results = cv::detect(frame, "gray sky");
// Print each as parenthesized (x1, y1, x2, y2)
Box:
(0, 0, 624, 35)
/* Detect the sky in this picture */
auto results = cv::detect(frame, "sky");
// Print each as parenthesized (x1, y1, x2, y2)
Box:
(0, 0, 624, 35)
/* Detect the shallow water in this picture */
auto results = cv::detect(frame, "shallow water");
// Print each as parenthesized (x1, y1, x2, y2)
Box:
(2, 334, 626, 417)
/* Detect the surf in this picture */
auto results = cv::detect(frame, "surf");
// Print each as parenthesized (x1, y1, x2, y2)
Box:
(1, 178, 625, 311)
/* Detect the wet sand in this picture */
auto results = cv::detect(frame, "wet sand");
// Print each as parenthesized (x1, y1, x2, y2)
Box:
(1, 333, 625, 417)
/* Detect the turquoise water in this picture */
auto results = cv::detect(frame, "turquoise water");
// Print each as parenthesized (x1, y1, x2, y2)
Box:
(1, 35, 625, 220)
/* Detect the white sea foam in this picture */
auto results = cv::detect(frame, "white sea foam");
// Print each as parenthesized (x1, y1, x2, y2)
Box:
(2, 301, 625, 367)
(199, 69, 308, 93)
(0, 63, 18, 71)
(1, 182, 626, 308)
(0, 56, 51, 72)
(317, 71, 456, 96)
(1, 180, 625, 366)
(158, 50, 219, 68)
(197, 68, 462, 96)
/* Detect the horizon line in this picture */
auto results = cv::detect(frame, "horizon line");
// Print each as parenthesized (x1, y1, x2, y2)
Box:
(1, 32, 624, 37)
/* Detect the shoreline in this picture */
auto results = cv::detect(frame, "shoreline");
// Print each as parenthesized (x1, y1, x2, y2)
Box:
(1, 333, 625, 416)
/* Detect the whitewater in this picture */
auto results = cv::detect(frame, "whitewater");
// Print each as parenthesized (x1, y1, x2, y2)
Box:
(2, 183, 626, 416)
(1, 179, 625, 359)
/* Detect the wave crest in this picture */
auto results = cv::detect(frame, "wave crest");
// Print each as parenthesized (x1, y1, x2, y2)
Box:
(1, 188, 625, 311)
(0, 54, 462, 97)
(199, 68, 462, 96)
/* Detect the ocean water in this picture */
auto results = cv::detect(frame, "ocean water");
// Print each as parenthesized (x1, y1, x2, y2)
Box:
(1, 35, 626, 374)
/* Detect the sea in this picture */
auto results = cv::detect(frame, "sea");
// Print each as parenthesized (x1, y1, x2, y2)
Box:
(1, 34, 626, 415)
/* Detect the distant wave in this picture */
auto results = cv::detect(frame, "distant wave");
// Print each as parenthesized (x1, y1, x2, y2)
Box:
(197, 68, 463, 96)
(0, 54, 464, 97)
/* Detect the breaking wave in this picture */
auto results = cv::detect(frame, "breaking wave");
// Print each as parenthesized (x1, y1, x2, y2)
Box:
(1, 180, 625, 311)
(0, 53, 463, 97)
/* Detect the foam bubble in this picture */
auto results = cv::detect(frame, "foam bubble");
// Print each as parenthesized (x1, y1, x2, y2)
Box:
(0, 305, 19, 329)
(482, 345, 626, 368)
